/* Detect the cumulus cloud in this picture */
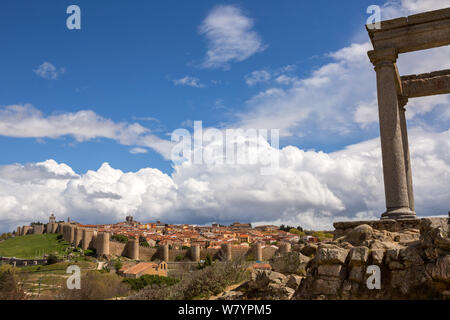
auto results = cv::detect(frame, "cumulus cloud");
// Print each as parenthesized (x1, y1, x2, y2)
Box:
(34, 62, 65, 80)
(172, 76, 206, 88)
(236, 0, 450, 139)
(1, 128, 449, 233)
(199, 5, 266, 69)
(0, 104, 173, 159)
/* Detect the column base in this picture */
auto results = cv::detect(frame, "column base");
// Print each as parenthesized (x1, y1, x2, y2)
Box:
(381, 207, 417, 220)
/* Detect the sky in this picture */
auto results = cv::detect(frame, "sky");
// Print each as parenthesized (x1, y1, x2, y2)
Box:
(0, 0, 449, 233)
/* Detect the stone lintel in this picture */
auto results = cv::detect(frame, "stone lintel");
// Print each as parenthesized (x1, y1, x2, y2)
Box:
(367, 7, 450, 53)
(401, 70, 450, 98)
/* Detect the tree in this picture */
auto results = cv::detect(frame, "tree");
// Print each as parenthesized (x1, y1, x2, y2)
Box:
(111, 234, 128, 243)
(139, 236, 150, 247)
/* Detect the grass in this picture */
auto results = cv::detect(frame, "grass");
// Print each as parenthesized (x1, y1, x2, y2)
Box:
(0, 234, 69, 259)
(20, 261, 95, 274)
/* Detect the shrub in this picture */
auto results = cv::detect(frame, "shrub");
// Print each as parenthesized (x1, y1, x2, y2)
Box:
(47, 254, 58, 265)
(84, 249, 96, 256)
(56, 271, 129, 300)
(114, 260, 123, 271)
(175, 255, 184, 262)
(0, 265, 27, 300)
(289, 228, 306, 237)
(123, 275, 179, 291)
(131, 257, 250, 300)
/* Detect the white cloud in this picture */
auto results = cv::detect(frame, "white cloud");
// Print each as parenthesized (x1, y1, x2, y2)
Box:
(382, 0, 450, 19)
(245, 70, 271, 86)
(34, 62, 65, 80)
(0, 128, 449, 233)
(172, 76, 205, 88)
(0, 104, 173, 159)
(199, 5, 266, 69)
(129, 147, 148, 154)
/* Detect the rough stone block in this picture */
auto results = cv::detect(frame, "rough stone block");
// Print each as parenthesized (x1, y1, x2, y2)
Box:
(371, 249, 385, 265)
(348, 246, 369, 266)
(315, 244, 349, 265)
(348, 266, 365, 283)
(317, 264, 342, 278)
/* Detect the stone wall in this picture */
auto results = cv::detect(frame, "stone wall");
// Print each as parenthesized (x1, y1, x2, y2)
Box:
(293, 217, 450, 300)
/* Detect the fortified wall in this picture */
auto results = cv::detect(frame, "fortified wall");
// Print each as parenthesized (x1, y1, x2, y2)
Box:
(15, 222, 286, 262)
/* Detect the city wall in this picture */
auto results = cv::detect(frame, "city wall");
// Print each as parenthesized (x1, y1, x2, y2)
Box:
(15, 223, 282, 262)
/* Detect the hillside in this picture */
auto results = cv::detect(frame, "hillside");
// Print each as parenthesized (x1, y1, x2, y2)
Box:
(0, 234, 68, 259)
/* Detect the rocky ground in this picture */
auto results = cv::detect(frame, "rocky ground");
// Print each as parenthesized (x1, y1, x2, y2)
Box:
(215, 217, 449, 300)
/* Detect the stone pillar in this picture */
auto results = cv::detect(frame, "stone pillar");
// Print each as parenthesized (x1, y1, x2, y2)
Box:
(16, 226, 22, 236)
(162, 244, 169, 262)
(368, 48, 415, 220)
(129, 238, 139, 260)
(191, 245, 200, 262)
(33, 261, 38, 265)
(252, 242, 262, 261)
(398, 96, 415, 212)
(221, 243, 232, 261)
(23, 261, 27, 266)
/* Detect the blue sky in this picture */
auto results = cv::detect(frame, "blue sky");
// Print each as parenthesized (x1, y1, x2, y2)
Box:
(0, 0, 449, 232)
(0, 0, 382, 174)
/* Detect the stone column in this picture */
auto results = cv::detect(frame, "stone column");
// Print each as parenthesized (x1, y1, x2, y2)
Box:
(398, 96, 415, 212)
(368, 48, 415, 220)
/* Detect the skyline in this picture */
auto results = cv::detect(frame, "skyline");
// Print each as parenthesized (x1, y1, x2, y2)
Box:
(1, 0, 450, 233)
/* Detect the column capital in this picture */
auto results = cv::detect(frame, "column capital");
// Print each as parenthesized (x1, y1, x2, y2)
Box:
(368, 48, 398, 67)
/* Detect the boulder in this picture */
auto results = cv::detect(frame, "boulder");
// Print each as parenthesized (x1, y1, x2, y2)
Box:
(346, 224, 374, 245)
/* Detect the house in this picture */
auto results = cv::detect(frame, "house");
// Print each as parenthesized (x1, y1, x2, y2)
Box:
(251, 263, 271, 271)
(119, 261, 168, 279)
(303, 235, 319, 243)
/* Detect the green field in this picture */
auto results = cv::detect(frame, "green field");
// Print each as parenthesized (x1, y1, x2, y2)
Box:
(0, 233, 69, 259)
